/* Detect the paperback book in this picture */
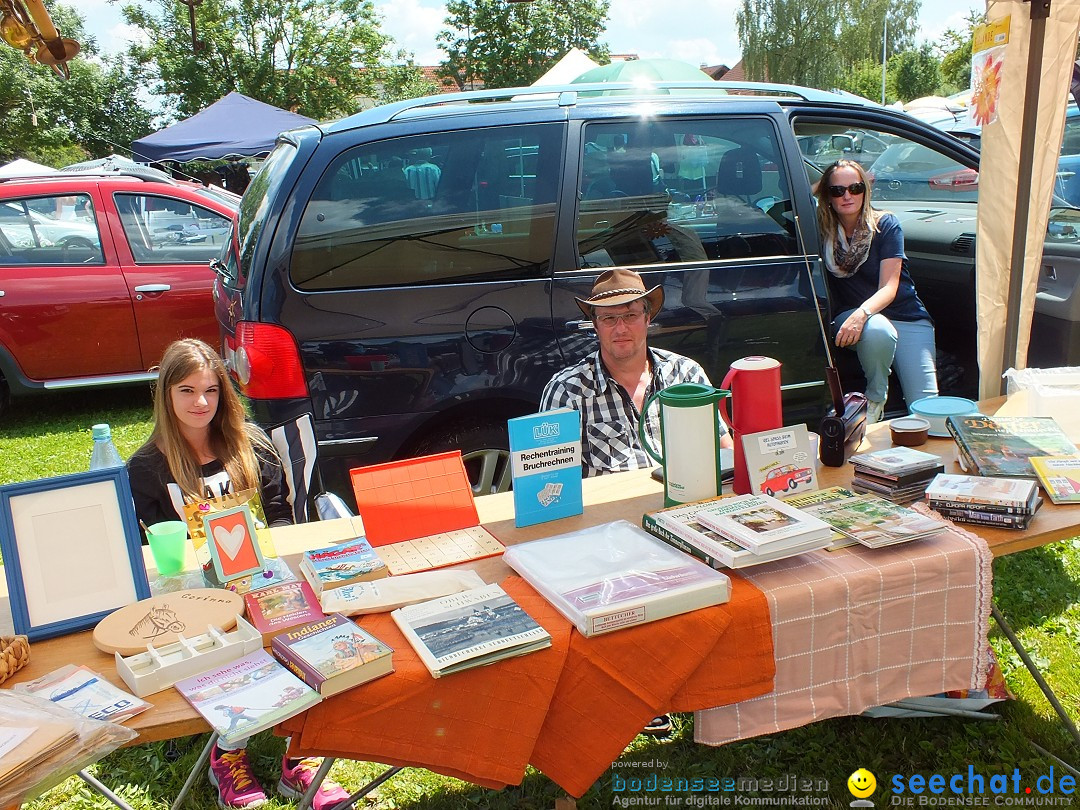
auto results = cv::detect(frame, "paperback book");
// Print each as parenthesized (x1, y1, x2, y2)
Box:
(1029, 456, 1080, 504)
(740, 424, 817, 497)
(298, 537, 389, 596)
(782, 486, 863, 550)
(504, 520, 731, 635)
(929, 504, 1036, 530)
(693, 494, 833, 553)
(243, 580, 325, 645)
(644, 501, 830, 568)
(391, 583, 551, 677)
(924, 473, 1040, 511)
(271, 613, 393, 697)
(808, 494, 948, 548)
(945, 415, 1079, 479)
(507, 408, 583, 527)
(173, 649, 321, 746)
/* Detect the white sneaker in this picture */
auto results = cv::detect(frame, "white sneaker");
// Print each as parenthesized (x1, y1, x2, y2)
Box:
(867, 399, 885, 424)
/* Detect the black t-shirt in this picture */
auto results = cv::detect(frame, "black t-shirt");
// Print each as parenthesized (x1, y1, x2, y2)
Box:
(126, 442, 292, 539)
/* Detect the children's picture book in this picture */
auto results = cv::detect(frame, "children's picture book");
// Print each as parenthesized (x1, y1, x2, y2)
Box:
(924, 473, 1040, 510)
(504, 520, 731, 634)
(643, 503, 830, 568)
(849, 446, 943, 476)
(741, 424, 817, 498)
(173, 649, 321, 747)
(693, 494, 833, 553)
(946, 415, 1080, 479)
(271, 613, 394, 697)
(808, 494, 948, 548)
(298, 537, 389, 596)
(508, 408, 583, 527)
(391, 584, 552, 677)
(350, 452, 506, 574)
(1029, 456, 1080, 504)
(243, 580, 325, 645)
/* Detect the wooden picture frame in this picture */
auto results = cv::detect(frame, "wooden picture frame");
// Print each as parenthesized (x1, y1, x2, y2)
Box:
(203, 504, 264, 583)
(0, 467, 151, 641)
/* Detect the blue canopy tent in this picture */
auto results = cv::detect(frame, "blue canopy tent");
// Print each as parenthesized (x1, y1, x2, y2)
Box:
(131, 92, 316, 163)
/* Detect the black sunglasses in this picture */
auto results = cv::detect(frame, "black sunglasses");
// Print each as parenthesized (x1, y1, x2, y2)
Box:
(827, 182, 866, 198)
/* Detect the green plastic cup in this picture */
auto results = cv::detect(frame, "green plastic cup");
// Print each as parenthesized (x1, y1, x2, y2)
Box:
(146, 520, 188, 576)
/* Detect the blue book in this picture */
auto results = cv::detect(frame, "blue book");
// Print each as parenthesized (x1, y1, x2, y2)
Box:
(508, 409, 583, 527)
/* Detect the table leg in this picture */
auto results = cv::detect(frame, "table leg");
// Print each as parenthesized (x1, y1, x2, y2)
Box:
(171, 732, 218, 810)
(77, 770, 136, 810)
(316, 765, 402, 810)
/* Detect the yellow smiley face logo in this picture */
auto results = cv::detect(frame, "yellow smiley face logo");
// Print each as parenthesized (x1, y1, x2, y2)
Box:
(848, 768, 877, 799)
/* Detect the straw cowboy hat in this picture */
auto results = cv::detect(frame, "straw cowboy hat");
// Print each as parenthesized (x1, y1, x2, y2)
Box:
(575, 268, 664, 318)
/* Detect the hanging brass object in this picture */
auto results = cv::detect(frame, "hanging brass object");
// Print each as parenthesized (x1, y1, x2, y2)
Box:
(0, 0, 80, 78)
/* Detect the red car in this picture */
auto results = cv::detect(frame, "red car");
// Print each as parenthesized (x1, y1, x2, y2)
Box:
(0, 169, 238, 415)
(760, 463, 813, 496)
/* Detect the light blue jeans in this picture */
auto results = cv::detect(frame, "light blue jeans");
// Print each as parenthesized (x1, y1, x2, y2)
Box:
(834, 309, 938, 406)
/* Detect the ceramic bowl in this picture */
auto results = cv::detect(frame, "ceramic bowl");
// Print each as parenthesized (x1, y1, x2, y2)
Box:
(908, 396, 979, 438)
(889, 416, 931, 447)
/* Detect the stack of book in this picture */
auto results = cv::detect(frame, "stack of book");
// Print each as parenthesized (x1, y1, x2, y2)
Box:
(924, 473, 1042, 530)
(802, 493, 949, 548)
(848, 446, 945, 503)
(684, 494, 834, 564)
(643, 494, 833, 568)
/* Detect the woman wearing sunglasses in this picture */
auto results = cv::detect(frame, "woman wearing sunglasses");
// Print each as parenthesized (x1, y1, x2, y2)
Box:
(814, 159, 938, 423)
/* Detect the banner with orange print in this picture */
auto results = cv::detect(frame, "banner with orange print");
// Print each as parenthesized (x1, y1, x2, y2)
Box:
(971, 17, 1010, 126)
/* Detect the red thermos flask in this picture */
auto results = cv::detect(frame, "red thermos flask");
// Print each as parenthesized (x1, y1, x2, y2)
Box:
(719, 356, 784, 495)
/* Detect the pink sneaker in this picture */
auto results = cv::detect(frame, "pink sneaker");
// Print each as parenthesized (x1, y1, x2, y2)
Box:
(207, 746, 268, 809)
(278, 755, 350, 810)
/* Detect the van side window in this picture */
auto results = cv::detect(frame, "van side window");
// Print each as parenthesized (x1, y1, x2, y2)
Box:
(115, 193, 232, 264)
(576, 118, 797, 268)
(793, 121, 979, 204)
(292, 124, 562, 290)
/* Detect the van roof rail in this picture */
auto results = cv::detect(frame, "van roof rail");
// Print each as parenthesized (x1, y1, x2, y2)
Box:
(323, 81, 875, 134)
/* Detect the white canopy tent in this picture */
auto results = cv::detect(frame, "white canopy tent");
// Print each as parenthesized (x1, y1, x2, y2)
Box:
(0, 158, 55, 178)
(531, 48, 600, 86)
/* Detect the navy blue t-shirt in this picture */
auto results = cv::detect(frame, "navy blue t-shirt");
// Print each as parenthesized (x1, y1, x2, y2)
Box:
(827, 212, 932, 323)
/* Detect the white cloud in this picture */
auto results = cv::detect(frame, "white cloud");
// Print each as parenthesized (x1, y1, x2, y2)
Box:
(376, 0, 447, 65)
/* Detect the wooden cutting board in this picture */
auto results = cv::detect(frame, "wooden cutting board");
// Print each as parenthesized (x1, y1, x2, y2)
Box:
(92, 589, 244, 655)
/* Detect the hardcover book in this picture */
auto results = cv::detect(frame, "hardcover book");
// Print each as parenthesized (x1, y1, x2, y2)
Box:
(807, 494, 948, 549)
(243, 580, 325, 645)
(923, 473, 1040, 510)
(741, 424, 817, 498)
(508, 408, 583, 527)
(391, 584, 552, 677)
(693, 494, 833, 553)
(645, 496, 831, 566)
(849, 446, 943, 476)
(173, 649, 321, 746)
(1029, 456, 1080, 504)
(298, 537, 389, 596)
(271, 613, 393, 697)
(945, 415, 1080, 479)
(929, 505, 1035, 530)
(504, 520, 731, 635)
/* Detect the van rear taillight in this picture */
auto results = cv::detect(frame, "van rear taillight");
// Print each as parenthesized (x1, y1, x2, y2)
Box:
(232, 322, 308, 399)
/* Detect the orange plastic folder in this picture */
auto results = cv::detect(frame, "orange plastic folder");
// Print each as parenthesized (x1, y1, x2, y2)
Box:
(349, 452, 505, 573)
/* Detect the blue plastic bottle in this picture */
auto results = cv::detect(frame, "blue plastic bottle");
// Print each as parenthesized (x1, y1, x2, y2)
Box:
(89, 423, 124, 469)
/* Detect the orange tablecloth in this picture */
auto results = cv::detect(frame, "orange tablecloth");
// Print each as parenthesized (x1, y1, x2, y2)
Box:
(282, 574, 774, 797)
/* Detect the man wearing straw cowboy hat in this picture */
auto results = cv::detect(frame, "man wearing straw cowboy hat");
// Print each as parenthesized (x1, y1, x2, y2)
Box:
(541, 268, 733, 480)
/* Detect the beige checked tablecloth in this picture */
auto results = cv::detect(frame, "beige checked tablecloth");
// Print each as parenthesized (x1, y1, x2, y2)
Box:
(695, 522, 993, 745)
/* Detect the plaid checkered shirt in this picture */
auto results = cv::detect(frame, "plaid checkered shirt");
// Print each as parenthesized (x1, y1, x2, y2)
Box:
(539, 347, 727, 477)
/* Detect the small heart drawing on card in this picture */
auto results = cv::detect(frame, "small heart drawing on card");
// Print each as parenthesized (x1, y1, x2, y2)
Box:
(213, 525, 246, 561)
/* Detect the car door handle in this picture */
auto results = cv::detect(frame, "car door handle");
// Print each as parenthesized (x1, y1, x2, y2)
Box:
(0, 291, 5, 297)
(134, 284, 171, 293)
(566, 319, 595, 331)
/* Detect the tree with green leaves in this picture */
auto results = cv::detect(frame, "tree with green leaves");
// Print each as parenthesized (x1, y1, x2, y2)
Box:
(937, 11, 985, 93)
(0, 5, 152, 165)
(889, 44, 940, 102)
(436, 0, 609, 90)
(736, 0, 921, 90)
(121, 0, 430, 121)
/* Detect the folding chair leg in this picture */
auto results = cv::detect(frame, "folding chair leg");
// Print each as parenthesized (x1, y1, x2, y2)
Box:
(992, 605, 1080, 749)
(77, 769, 137, 810)
(171, 732, 218, 810)
(327, 765, 403, 810)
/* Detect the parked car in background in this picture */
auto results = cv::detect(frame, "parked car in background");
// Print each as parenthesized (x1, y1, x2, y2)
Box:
(0, 169, 239, 416)
(214, 82, 1078, 502)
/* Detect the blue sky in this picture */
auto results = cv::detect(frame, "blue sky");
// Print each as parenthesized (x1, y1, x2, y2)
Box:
(80, 0, 977, 72)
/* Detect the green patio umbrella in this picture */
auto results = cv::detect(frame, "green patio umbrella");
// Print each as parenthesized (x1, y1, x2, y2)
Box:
(569, 58, 720, 95)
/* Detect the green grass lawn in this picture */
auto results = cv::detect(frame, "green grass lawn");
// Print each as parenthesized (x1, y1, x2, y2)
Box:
(3, 388, 1078, 809)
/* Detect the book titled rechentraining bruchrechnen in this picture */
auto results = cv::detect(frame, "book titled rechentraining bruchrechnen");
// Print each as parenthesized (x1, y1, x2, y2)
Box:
(507, 408, 582, 527)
